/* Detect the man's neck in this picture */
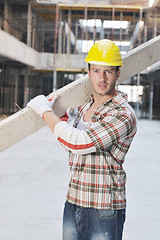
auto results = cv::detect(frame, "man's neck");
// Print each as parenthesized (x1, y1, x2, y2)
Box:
(93, 91, 118, 108)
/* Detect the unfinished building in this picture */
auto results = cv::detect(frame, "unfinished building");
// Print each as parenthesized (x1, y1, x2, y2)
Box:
(0, 0, 160, 119)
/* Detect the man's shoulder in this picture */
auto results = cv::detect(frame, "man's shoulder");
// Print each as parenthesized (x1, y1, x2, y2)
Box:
(98, 99, 136, 126)
(78, 96, 93, 113)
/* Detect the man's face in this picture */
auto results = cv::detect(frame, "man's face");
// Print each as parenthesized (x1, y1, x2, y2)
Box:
(88, 64, 120, 98)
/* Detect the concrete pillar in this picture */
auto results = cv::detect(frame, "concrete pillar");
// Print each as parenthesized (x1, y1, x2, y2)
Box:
(149, 76, 153, 120)
(27, 1, 32, 47)
(0, 9, 2, 29)
(23, 69, 29, 107)
(54, 4, 59, 55)
(93, 11, 97, 43)
(136, 74, 140, 118)
(58, 9, 62, 54)
(144, 25, 147, 42)
(32, 16, 38, 50)
(53, 69, 57, 91)
(139, 8, 143, 45)
(119, 11, 123, 50)
(67, 9, 71, 54)
(41, 22, 45, 52)
(111, 7, 115, 40)
(84, 4, 88, 41)
(74, 20, 78, 54)
(131, 84, 134, 103)
(14, 70, 19, 112)
(100, 20, 104, 40)
(153, 9, 157, 38)
(63, 21, 66, 53)
(4, 0, 10, 32)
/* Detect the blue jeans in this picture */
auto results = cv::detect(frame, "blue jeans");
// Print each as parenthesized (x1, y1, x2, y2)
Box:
(62, 201, 125, 240)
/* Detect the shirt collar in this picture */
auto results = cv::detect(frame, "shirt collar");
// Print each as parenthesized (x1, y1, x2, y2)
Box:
(78, 91, 128, 116)
(91, 91, 128, 108)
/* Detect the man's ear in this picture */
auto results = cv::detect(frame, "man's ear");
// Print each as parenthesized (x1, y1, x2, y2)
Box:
(87, 69, 90, 78)
(116, 69, 120, 81)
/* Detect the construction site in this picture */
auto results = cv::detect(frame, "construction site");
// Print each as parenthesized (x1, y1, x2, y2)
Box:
(0, 0, 160, 240)
(0, 0, 160, 119)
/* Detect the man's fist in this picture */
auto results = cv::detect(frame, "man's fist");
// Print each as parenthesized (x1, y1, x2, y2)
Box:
(27, 95, 58, 118)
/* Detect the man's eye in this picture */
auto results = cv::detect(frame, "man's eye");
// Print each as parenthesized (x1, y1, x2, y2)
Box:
(106, 70, 112, 74)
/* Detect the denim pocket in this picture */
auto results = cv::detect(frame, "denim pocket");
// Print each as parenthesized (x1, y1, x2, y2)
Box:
(95, 209, 116, 220)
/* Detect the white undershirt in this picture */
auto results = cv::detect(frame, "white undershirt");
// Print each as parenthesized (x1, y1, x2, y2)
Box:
(77, 117, 89, 130)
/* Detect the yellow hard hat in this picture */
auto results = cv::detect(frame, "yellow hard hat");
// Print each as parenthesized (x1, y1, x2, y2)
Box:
(85, 39, 123, 67)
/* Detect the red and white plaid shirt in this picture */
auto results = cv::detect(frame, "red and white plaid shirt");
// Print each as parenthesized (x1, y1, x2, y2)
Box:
(54, 92, 137, 210)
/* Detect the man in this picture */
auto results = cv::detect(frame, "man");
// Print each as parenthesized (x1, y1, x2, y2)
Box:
(27, 39, 137, 240)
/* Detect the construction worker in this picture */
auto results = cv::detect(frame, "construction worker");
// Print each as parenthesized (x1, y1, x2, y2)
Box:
(27, 39, 137, 240)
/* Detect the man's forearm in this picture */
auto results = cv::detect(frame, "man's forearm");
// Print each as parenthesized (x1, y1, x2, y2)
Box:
(27, 95, 96, 155)
(43, 111, 61, 133)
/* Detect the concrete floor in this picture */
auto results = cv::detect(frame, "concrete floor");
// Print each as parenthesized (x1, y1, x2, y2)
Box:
(0, 119, 160, 240)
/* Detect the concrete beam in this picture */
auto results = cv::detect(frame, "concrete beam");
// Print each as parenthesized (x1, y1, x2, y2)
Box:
(0, 29, 38, 67)
(0, 29, 84, 70)
(119, 35, 160, 84)
(0, 28, 84, 71)
(1, 35, 160, 152)
(37, 53, 87, 70)
(0, 74, 91, 152)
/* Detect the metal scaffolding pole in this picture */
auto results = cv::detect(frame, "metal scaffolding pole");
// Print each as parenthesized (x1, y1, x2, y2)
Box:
(63, 20, 66, 53)
(53, 4, 59, 91)
(32, 15, 38, 50)
(53, 69, 57, 92)
(144, 25, 147, 42)
(67, 9, 71, 54)
(58, 9, 62, 54)
(139, 8, 143, 45)
(54, 4, 59, 56)
(149, 76, 153, 120)
(74, 20, 78, 54)
(41, 22, 44, 52)
(27, 1, 32, 47)
(153, 8, 157, 38)
(85, 4, 88, 41)
(111, 7, 115, 40)
(120, 11, 123, 50)
(93, 11, 97, 43)
(100, 20, 104, 40)
(23, 68, 29, 108)
(136, 74, 140, 118)
(4, 0, 10, 32)
(14, 70, 19, 112)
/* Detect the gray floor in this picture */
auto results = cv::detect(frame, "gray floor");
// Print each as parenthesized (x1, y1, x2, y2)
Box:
(0, 119, 160, 239)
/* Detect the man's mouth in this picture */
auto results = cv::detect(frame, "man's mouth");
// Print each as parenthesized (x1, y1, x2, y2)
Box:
(97, 83, 108, 90)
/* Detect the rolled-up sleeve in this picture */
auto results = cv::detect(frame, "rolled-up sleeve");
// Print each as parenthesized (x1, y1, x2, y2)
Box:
(54, 121, 96, 155)
(54, 112, 136, 157)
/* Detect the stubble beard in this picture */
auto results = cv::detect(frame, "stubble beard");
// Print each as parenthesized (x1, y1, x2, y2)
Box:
(94, 81, 116, 97)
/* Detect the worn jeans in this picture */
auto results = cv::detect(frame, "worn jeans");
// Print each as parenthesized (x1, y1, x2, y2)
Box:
(62, 201, 125, 240)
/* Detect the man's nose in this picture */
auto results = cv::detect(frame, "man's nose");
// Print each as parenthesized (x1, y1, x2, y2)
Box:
(100, 71, 107, 81)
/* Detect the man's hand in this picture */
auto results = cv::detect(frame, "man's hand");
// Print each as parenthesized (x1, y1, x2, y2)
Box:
(27, 95, 58, 119)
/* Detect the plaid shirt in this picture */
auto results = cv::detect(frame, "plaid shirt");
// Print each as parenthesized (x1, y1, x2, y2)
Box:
(54, 92, 137, 210)
(65, 92, 137, 210)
